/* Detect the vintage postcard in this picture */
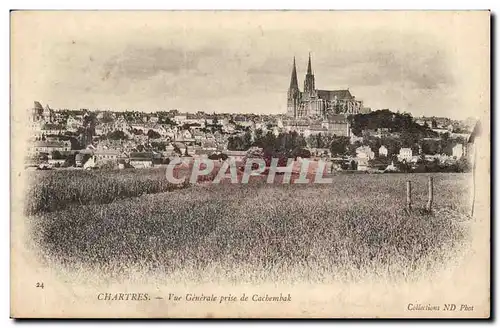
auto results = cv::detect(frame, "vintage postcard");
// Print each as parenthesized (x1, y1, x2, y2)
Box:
(10, 10, 490, 318)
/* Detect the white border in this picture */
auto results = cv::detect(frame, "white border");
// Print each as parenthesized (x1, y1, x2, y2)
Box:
(3, 1, 496, 326)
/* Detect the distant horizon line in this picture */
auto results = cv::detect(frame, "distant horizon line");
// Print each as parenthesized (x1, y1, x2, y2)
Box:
(32, 101, 476, 121)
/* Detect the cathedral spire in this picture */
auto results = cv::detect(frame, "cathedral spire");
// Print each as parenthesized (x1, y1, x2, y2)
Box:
(307, 52, 312, 75)
(289, 56, 299, 90)
(304, 52, 315, 94)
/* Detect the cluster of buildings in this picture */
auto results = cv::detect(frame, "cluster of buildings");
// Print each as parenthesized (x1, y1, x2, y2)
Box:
(356, 143, 466, 169)
(25, 52, 475, 171)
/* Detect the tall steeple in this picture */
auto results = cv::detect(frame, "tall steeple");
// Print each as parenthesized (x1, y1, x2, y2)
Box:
(304, 52, 315, 94)
(287, 57, 301, 118)
(289, 56, 299, 90)
(307, 52, 312, 75)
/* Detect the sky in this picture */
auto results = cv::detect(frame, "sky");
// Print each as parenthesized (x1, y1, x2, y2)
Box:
(11, 11, 489, 120)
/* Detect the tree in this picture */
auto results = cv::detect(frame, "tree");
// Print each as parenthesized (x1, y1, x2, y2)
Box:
(101, 112, 114, 123)
(291, 147, 311, 159)
(243, 131, 253, 149)
(107, 130, 128, 140)
(316, 133, 325, 148)
(421, 139, 440, 155)
(51, 150, 64, 160)
(132, 128, 144, 135)
(68, 137, 82, 150)
(147, 129, 161, 139)
(151, 142, 167, 151)
(348, 141, 363, 157)
(306, 135, 318, 148)
(329, 137, 350, 156)
(63, 154, 76, 167)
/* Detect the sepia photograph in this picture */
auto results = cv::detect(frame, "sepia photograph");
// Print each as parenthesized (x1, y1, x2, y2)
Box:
(10, 10, 490, 318)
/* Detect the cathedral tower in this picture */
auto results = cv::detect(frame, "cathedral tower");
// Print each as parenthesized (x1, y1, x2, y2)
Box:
(287, 57, 301, 118)
(303, 53, 315, 95)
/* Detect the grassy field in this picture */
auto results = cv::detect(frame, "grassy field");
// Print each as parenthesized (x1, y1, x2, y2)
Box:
(25, 169, 472, 283)
(23, 168, 189, 214)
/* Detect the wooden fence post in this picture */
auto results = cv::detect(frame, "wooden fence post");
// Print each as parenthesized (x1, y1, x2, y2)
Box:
(426, 176, 434, 212)
(406, 181, 412, 212)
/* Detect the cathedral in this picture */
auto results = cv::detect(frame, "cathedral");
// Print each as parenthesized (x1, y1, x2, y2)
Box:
(286, 54, 363, 119)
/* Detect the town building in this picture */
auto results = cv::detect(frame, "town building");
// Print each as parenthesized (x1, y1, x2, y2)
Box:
(28, 140, 71, 156)
(378, 145, 388, 157)
(30, 101, 53, 123)
(94, 149, 125, 164)
(356, 146, 375, 160)
(452, 143, 464, 159)
(398, 148, 413, 162)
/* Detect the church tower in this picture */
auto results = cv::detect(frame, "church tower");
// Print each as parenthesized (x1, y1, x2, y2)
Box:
(287, 57, 301, 118)
(302, 53, 320, 117)
(303, 53, 315, 95)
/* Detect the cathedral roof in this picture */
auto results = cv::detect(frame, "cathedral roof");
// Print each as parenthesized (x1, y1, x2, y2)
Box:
(317, 89, 353, 101)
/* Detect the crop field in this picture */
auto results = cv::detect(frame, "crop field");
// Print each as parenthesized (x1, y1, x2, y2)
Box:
(24, 169, 473, 283)
(23, 167, 190, 214)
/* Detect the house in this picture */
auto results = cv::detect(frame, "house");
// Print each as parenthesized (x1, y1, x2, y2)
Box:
(192, 130, 205, 141)
(130, 123, 147, 133)
(415, 119, 426, 126)
(378, 145, 388, 157)
(94, 149, 124, 164)
(128, 152, 154, 168)
(46, 157, 65, 167)
(182, 129, 193, 139)
(184, 146, 196, 156)
(432, 128, 450, 135)
(66, 116, 82, 132)
(83, 156, 97, 169)
(174, 115, 187, 124)
(28, 140, 71, 156)
(355, 146, 375, 160)
(113, 116, 131, 133)
(271, 126, 280, 137)
(239, 121, 256, 130)
(356, 157, 370, 171)
(41, 123, 66, 136)
(201, 139, 217, 150)
(325, 115, 350, 137)
(94, 124, 105, 136)
(223, 122, 236, 133)
(75, 153, 85, 167)
(398, 148, 413, 162)
(364, 128, 389, 138)
(350, 133, 363, 144)
(452, 144, 464, 159)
